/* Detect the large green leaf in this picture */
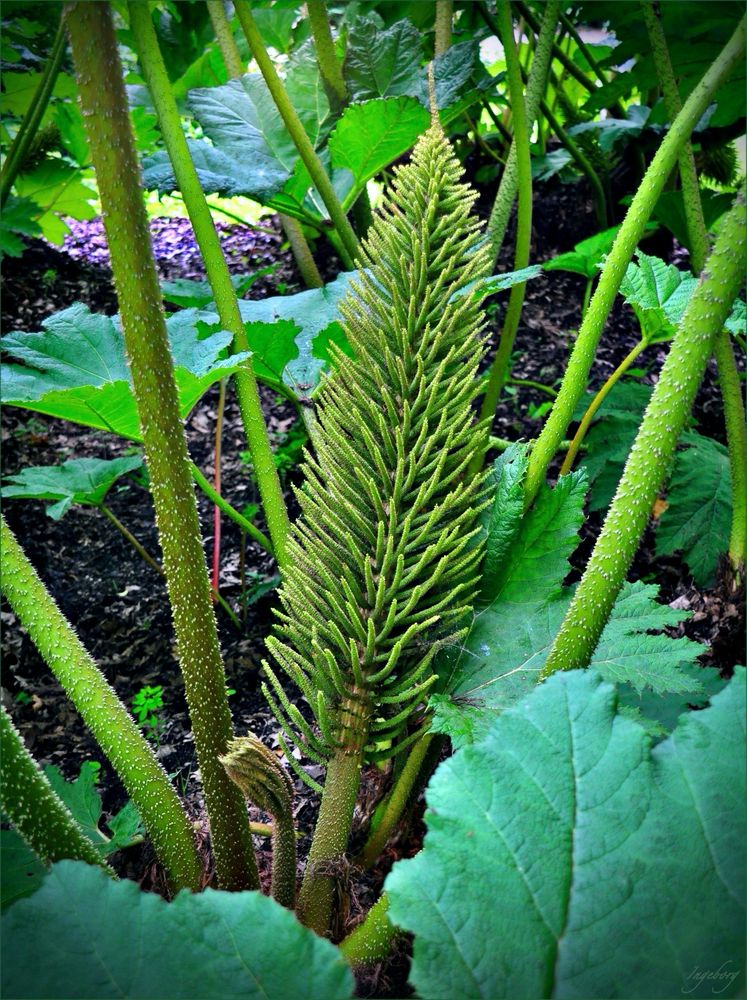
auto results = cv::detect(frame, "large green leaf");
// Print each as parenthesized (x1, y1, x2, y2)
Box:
(14, 161, 97, 244)
(0, 195, 41, 258)
(160, 270, 271, 309)
(328, 97, 429, 210)
(651, 188, 734, 253)
(236, 271, 354, 395)
(343, 15, 423, 102)
(619, 250, 699, 343)
(656, 432, 732, 586)
(42, 762, 144, 857)
(388, 668, 746, 999)
(1, 861, 354, 999)
(1, 303, 252, 440)
(2, 455, 143, 520)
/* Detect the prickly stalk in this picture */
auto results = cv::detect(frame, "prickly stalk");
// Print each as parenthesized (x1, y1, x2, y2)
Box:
(542, 193, 746, 677)
(64, 1, 257, 890)
(0, 518, 201, 890)
(0, 705, 113, 874)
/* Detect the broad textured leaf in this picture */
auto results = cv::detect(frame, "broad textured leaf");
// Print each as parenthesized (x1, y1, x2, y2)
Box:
(543, 225, 621, 278)
(656, 432, 732, 586)
(236, 272, 354, 394)
(388, 668, 746, 999)
(328, 97, 429, 208)
(532, 148, 573, 182)
(0, 830, 46, 912)
(590, 581, 703, 694)
(617, 661, 727, 738)
(619, 250, 698, 342)
(1, 861, 354, 999)
(438, 460, 705, 738)
(2, 455, 143, 520)
(343, 16, 422, 101)
(14, 161, 97, 244)
(252, 7, 301, 55)
(725, 297, 745, 337)
(569, 103, 654, 153)
(143, 138, 286, 201)
(42, 763, 144, 856)
(1, 303, 252, 440)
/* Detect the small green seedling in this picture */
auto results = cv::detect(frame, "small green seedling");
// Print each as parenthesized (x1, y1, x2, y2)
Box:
(132, 685, 167, 747)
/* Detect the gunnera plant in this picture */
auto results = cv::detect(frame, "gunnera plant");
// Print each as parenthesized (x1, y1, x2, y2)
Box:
(262, 115, 493, 933)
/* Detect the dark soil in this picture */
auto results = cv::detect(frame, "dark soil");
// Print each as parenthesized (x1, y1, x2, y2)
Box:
(1, 174, 744, 997)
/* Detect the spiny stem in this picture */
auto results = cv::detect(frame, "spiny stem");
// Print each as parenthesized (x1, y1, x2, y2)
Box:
(642, 0, 746, 579)
(541, 192, 746, 677)
(434, 0, 454, 56)
(280, 214, 323, 287)
(481, 0, 560, 264)
(212, 378, 226, 594)
(0, 20, 66, 207)
(340, 895, 399, 967)
(507, 377, 557, 396)
(128, 1, 290, 570)
(66, 1, 257, 891)
(307, 0, 347, 107)
(475, 0, 534, 446)
(0, 517, 201, 891)
(189, 461, 273, 554)
(559, 340, 648, 476)
(206, 0, 243, 77)
(296, 749, 362, 935)
(234, 1, 359, 269)
(0, 705, 114, 874)
(523, 16, 746, 507)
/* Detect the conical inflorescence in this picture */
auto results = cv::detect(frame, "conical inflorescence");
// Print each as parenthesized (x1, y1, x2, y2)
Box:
(264, 120, 492, 782)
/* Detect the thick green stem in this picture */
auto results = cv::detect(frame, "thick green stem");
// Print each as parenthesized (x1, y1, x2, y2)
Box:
(189, 461, 273, 554)
(206, 0, 243, 77)
(280, 214, 323, 288)
(476, 0, 534, 440)
(559, 339, 647, 476)
(542, 193, 746, 678)
(0, 705, 114, 873)
(358, 733, 433, 869)
(129, 1, 290, 570)
(0, 518, 201, 890)
(0, 21, 66, 207)
(523, 17, 746, 507)
(339, 895, 399, 967)
(234, 1, 359, 269)
(434, 0, 454, 56)
(481, 0, 560, 264)
(642, 0, 746, 577)
(513, 0, 624, 114)
(307, 0, 346, 106)
(65, 2, 257, 891)
(713, 325, 747, 575)
(296, 749, 362, 936)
